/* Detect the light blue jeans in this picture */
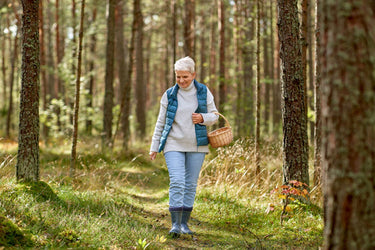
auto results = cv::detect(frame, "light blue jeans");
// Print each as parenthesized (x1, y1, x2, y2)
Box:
(164, 151, 206, 212)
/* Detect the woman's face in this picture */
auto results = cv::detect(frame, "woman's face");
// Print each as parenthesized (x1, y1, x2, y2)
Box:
(175, 70, 196, 89)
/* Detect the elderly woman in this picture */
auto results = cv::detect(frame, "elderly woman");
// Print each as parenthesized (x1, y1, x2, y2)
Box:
(150, 56, 218, 237)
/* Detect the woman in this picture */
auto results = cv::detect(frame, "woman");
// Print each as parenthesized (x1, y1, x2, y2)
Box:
(150, 56, 218, 237)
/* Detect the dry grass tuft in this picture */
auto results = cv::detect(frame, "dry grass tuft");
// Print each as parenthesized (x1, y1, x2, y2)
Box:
(200, 138, 322, 204)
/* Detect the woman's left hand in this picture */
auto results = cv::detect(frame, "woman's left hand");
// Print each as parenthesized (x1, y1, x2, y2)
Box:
(149, 152, 157, 160)
(192, 113, 203, 124)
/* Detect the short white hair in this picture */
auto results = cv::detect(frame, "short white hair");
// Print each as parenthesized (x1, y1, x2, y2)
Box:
(174, 56, 195, 73)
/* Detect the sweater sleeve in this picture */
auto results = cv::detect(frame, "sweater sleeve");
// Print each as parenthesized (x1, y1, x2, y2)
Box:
(150, 92, 168, 152)
(200, 88, 219, 126)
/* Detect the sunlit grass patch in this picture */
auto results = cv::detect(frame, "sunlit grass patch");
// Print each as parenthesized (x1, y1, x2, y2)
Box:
(0, 180, 167, 248)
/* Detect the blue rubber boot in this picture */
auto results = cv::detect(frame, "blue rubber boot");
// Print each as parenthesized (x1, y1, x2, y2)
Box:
(169, 211, 182, 238)
(181, 211, 194, 234)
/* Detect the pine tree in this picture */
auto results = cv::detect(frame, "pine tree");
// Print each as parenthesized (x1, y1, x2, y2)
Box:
(17, 0, 40, 182)
(321, 1, 375, 248)
(277, 0, 309, 186)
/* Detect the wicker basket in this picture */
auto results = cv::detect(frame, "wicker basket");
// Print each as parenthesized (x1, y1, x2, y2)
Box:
(208, 112, 233, 148)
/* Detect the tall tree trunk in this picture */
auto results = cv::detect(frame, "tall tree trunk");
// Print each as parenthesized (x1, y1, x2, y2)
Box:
(171, 0, 177, 81)
(262, 0, 270, 135)
(307, 0, 314, 145)
(6, 3, 20, 138)
(71, 0, 76, 74)
(145, 32, 152, 108)
(135, 0, 146, 138)
(86, 5, 97, 134)
(69, 0, 77, 125)
(70, 0, 85, 176)
(306, 0, 315, 145)
(55, 0, 62, 98)
(273, 1, 281, 137)
(112, 0, 128, 143)
(39, 0, 49, 140)
(121, 0, 137, 149)
(164, 1, 170, 89)
(242, 0, 254, 137)
(313, 0, 321, 187)
(270, 0, 277, 136)
(208, 2, 217, 98)
(1, 15, 7, 110)
(184, 0, 195, 57)
(54, 0, 62, 131)
(102, 0, 116, 148)
(217, 0, 226, 125)
(301, 0, 308, 124)
(255, 0, 261, 175)
(17, 0, 40, 182)
(233, 0, 242, 136)
(277, 0, 309, 186)
(321, 1, 375, 248)
(46, 2, 55, 101)
(199, 8, 206, 83)
(6, 27, 19, 138)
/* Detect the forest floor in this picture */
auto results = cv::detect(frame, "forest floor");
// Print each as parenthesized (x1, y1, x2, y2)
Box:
(0, 138, 323, 249)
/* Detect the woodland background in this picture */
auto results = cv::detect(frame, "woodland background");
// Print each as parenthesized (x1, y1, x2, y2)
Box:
(1, 0, 300, 147)
(1, 0, 375, 249)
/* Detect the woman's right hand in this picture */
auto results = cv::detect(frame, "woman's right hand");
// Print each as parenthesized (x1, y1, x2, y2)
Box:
(149, 151, 157, 161)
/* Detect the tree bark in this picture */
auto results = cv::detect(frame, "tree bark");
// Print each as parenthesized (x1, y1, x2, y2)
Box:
(218, 0, 226, 125)
(86, 4, 97, 135)
(171, 0, 177, 82)
(1, 14, 8, 111)
(233, 0, 242, 136)
(102, 0, 116, 147)
(112, 0, 128, 143)
(313, 0, 321, 187)
(121, 0, 137, 149)
(242, 0, 255, 137)
(273, 3, 281, 137)
(184, 0, 195, 57)
(6, 26, 19, 138)
(54, 0, 62, 98)
(17, 0, 40, 182)
(262, 0, 270, 134)
(199, 8, 206, 84)
(70, 0, 85, 176)
(269, 0, 275, 135)
(301, 0, 308, 125)
(277, 0, 309, 186)
(54, 0, 62, 131)
(164, 1, 170, 89)
(255, 0, 261, 174)
(208, 2, 217, 98)
(39, 0, 49, 140)
(135, 0, 146, 138)
(68, 0, 77, 125)
(307, 0, 314, 145)
(321, 1, 375, 248)
(46, 3, 55, 101)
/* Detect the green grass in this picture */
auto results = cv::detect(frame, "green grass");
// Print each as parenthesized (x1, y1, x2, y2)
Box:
(0, 138, 323, 249)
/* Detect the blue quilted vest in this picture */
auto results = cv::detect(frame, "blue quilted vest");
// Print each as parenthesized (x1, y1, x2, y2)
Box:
(158, 80, 208, 152)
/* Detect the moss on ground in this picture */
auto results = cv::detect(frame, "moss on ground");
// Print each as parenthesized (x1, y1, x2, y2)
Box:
(0, 215, 33, 247)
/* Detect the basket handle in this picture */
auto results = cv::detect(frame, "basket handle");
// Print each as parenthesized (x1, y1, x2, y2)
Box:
(213, 112, 231, 128)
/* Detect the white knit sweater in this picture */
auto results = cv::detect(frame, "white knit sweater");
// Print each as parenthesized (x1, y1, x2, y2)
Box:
(150, 81, 218, 153)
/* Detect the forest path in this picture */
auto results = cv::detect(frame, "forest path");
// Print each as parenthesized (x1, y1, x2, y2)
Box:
(120, 153, 273, 249)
